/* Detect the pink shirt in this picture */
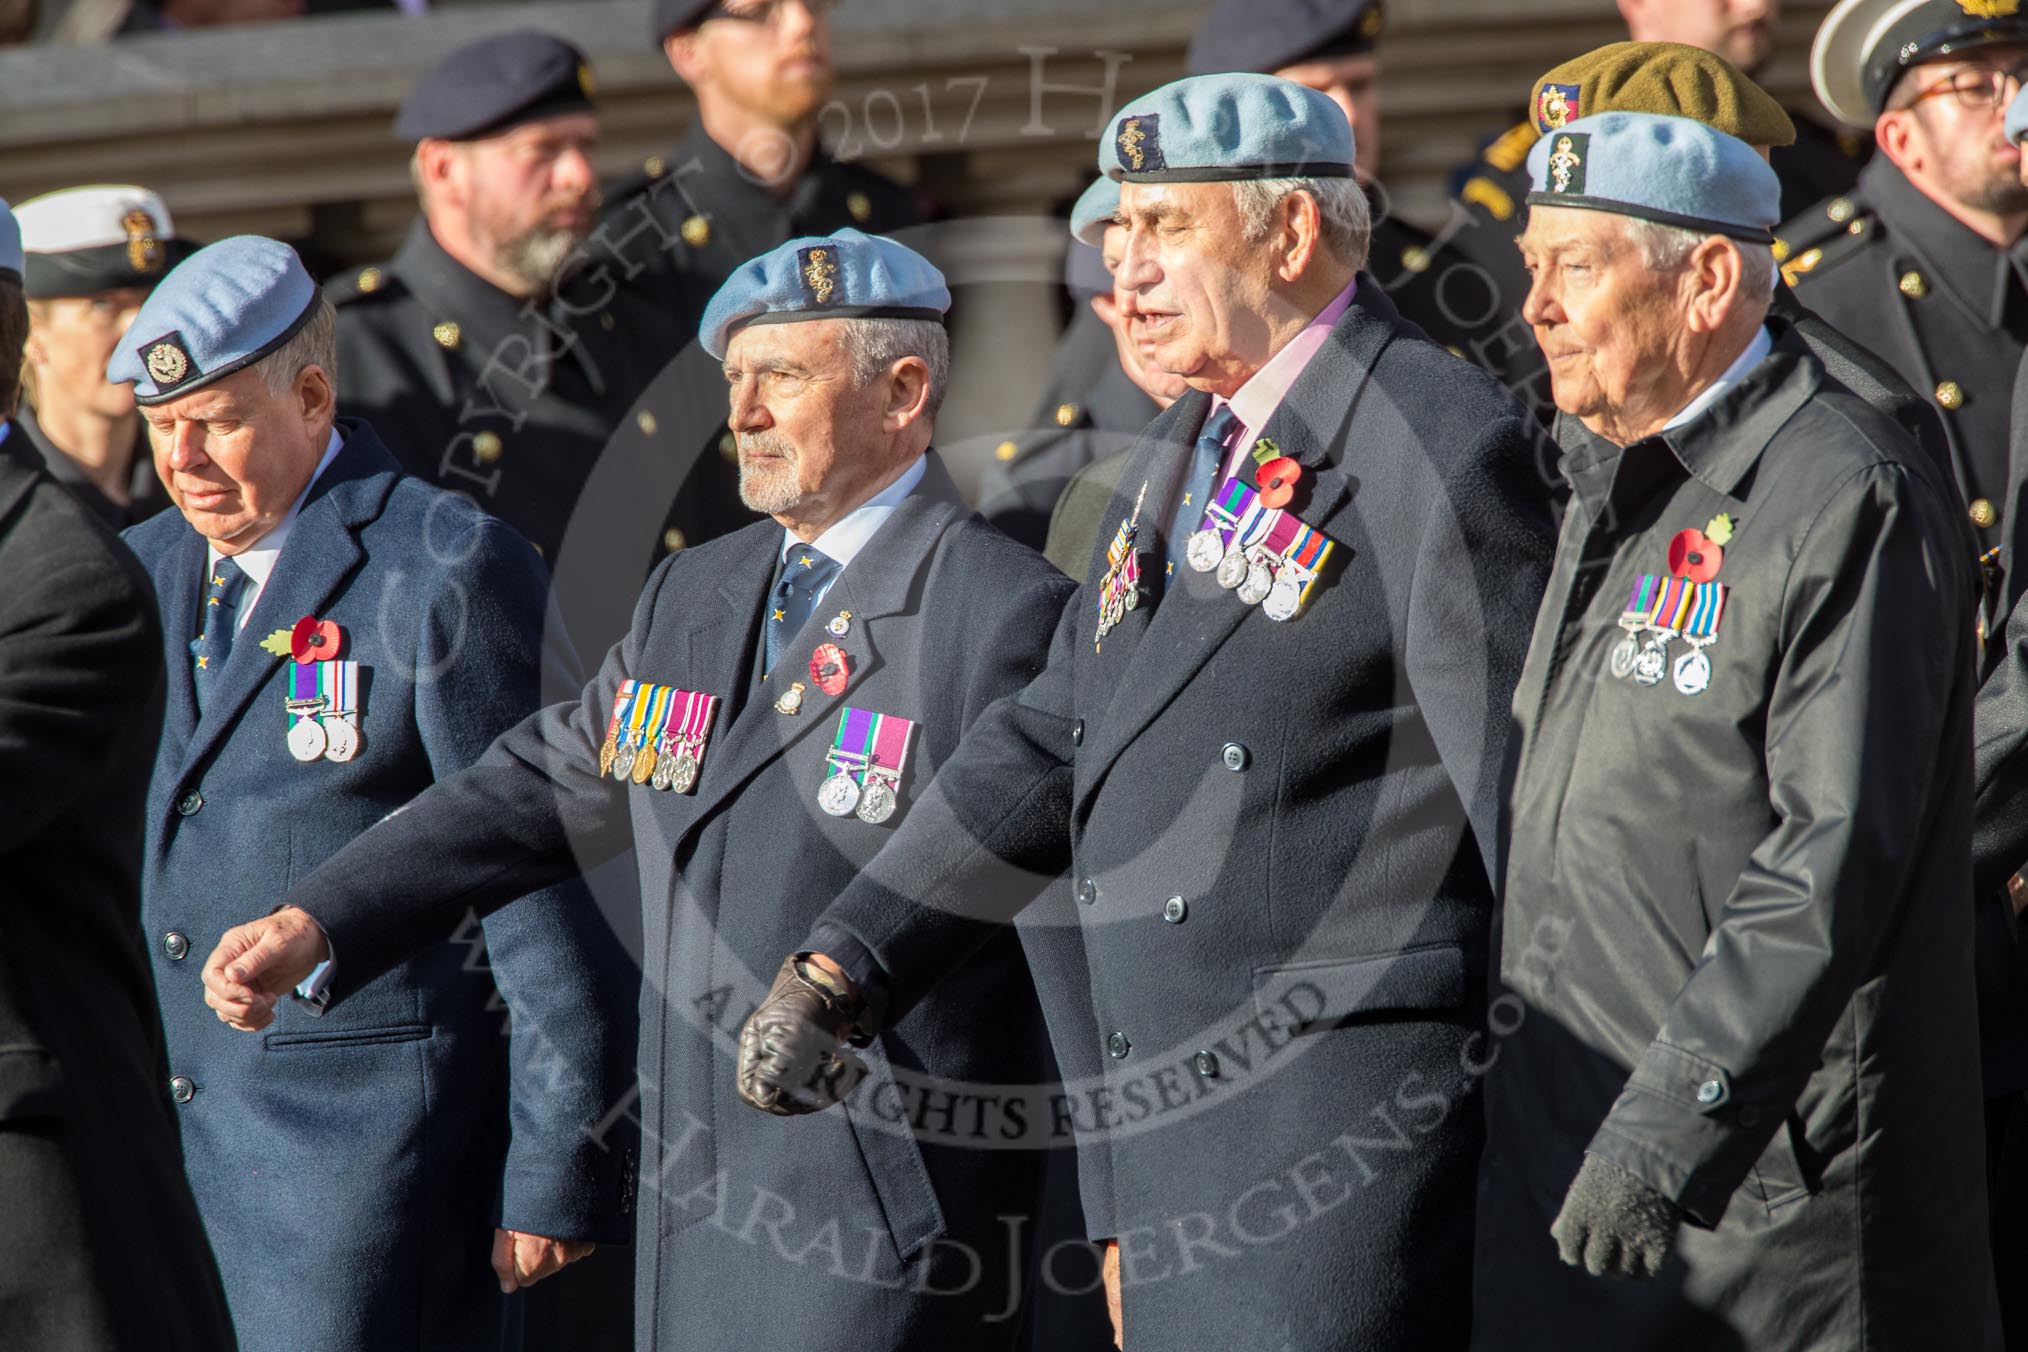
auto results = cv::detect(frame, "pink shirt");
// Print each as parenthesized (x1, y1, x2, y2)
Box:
(1212, 278, 1357, 480)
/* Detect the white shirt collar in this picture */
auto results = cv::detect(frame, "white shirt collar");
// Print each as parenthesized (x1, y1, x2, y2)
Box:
(779, 453, 928, 570)
(1664, 326, 1773, 434)
(210, 427, 345, 628)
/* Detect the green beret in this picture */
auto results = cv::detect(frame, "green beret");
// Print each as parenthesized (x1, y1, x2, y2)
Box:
(1529, 42, 1796, 150)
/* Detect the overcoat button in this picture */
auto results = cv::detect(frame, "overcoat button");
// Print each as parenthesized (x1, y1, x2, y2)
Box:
(1221, 742, 1249, 772)
(1072, 719, 1085, 747)
(176, 791, 203, 817)
(1696, 1078, 1726, 1107)
(1107, 1031, 1131, 1059)
(1163, 896, 1187, 923)
(164, 931, 190, 961)
(1193, 1050, 1220, 1078)
(1078, 878, 1098, 906)
(170, 1075, 195, 1104)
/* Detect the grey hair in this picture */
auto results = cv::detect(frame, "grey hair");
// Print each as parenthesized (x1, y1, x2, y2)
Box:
(254, 297, 339, 395)
(838, 316, 950, 420)
(1230, 177, 1372, 272)
(1621, 219, 1776, 309)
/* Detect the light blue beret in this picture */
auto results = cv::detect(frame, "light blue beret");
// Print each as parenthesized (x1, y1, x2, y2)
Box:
(1099, 73, 1355, 184)
(1525, 111, 1778, 242)
(1070, 177, 1120, 248)
(0, 199, 20, 283)
(106, 235, 318, 405)
(699, 229, 950, 360)
(2008, 87, 2028, 146)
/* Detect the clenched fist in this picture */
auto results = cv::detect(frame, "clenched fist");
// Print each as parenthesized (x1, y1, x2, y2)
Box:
(736, 954, 873, 1116)
(201, 906, 331, 1030)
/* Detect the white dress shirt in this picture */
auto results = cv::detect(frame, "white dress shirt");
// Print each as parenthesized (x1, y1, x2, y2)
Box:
(778, 453, 928, 606)
(209, 427, 345, 630)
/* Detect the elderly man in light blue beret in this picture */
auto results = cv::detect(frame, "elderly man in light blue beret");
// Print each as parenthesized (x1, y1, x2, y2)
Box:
(1487, 111, 1999, 1347)
(197, 229, 1097, 1352)
(708, 69, 1561, 1351)
(114, 235, 639, 1352)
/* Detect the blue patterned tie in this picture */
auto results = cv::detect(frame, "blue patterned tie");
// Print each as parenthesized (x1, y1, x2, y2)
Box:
(190, 556, 249, 711)
(764, 545, 841, 678)
(1166, 404, 1240, 582)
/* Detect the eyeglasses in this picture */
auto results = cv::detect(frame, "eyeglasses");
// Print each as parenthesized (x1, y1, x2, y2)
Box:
(1900, 60, 2028, 112)
(702, 0, 837, 26)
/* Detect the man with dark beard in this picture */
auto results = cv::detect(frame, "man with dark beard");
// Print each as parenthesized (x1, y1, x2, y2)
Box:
(331, 30, 676, 655)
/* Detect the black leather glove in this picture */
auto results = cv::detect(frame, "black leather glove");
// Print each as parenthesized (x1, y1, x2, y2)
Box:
(737, 955, 873, 1116)
(1550, 1152, 1685, 1280)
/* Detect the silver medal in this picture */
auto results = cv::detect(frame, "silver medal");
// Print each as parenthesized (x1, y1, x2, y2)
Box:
(1237, 558, 1274, 606)
(1122, 585, 1139, 612)
(650, 753, 676, 792)
(288, 716, 328, 763)
(612, 744, 637, 781)
(1632, 644, 1668, 687)
(1262, 573, 1303, 622)
(1673, 649, 1712, 696)
(819, 772, 862, 817)
(1609, 635, 1639, 681)
(856, 778, 897, 824)
(1216, 550, 1249, 589)
(670, 754, 700, 795)
(321, 714, 360, 763)
(1186, 530, 1225, 573)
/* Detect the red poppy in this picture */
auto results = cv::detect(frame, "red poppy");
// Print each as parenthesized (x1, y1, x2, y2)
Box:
(291, 615, 344, 664)
(1668, 529, 1724, 583)
(810, 643, 850, 696)
(1256, 457, 1303, 511)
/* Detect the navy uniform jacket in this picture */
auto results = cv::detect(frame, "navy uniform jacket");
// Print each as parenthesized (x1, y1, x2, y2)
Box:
(593, 124, 926, 557)
(258, 457, 1097, 1351)
(1482, 330, 1995, 1349)
(1784, 157, 2028, 550)
(0, 448, 235, 1352)
(123, 422, 636, 1352)
(8, 403, 169, 529)
(800, 287, 1558, 1350)
(330, 219, 678, 657)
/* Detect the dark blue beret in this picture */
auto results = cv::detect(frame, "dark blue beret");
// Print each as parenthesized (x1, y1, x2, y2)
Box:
(393, 30, 596, 143)
(1187, 0, 1384, 76)
(652, 0, 713, 42)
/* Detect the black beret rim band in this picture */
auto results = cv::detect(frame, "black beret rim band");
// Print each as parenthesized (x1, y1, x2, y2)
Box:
(1524, 192, 1774, 243)
(735, 305, 949, 331)
(132, 290, 322, 407)
(1114, 163, 1358, 183)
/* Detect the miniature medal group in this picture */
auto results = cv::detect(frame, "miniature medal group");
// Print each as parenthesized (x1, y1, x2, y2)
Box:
(1609, 515, 1735, 697)
(1095, 435, 1342, 652)
(600, 679, 720, 793)
(263, 615, 363, 763)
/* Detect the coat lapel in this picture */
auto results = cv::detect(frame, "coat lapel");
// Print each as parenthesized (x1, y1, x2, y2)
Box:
(175, 425, 399, 780)
(1077, 284, 1395, 802)
(675, 456, 965, 832)
(157, 529, 207, 755)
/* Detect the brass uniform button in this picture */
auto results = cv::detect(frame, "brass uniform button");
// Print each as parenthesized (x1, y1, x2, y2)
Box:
(1826, 196, 1854, 224)
(473, 431, 504, 464)
(1971, 498, 1997, 529)
(663, 527, 688, 552)
(356, 266, 382, 294)
(1054, 402, 1079, 427)
(1937, 380, 1965, 411)
(1771, 237, 1790, 261)
(1848, 220, 1866, 236)
(720, 431, 740, 461)
(994, 439, 1019, 462)
(644, 155, 667, 180)
(847, 191, 872, 223)
(681, 215, 711, 248)
(1400, 245, 1431, 274)
(1898, 271, 1926, 299)
(637, 410, 658, 436)
(432, 321, 461, 350)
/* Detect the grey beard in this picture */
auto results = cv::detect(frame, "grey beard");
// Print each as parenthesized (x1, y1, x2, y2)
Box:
(737, 434, 803, 515)
(499, 226, 583, 295)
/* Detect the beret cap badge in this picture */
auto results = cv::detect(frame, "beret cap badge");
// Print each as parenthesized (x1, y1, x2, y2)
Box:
(144, 337, 191, 388)
(1537, 83, 1580, 132)
(122, 209, 162, 274)
(1549, 134, 1587, 194)
(800, 246, 839, 304)
(1116, 115, 1164, 173)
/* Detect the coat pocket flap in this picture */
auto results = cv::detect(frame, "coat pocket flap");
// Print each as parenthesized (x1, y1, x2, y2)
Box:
(1252, 944, 1468, 1028)
(842, 1040, 947, 1263)
(0, 1046, 67, 1121)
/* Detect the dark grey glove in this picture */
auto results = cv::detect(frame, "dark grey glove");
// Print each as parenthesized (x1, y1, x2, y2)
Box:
(736, 955, 873, 1116)
(1550, 1152, 1684, 1280)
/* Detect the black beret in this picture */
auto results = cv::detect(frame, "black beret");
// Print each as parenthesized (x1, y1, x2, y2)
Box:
(652, 0, 714, 43)
(393, 30, 596, 143)
(1187, 0, 1385, 77)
